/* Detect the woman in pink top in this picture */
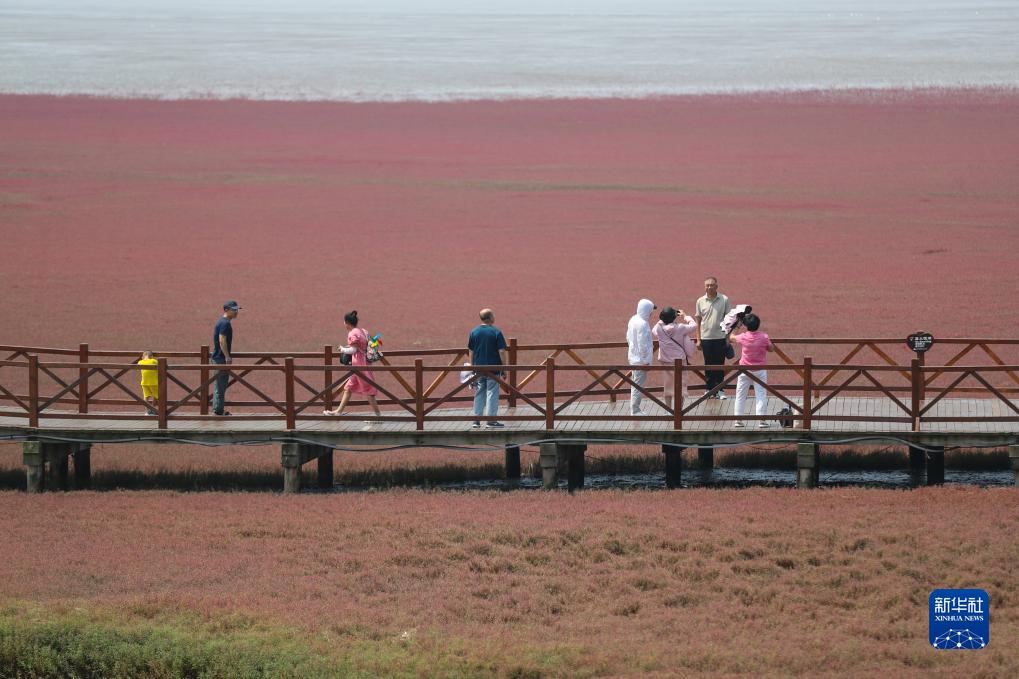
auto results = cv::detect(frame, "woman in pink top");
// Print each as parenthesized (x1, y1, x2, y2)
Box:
(324, 310, 382, 423)
(651, 307, 697, 408)
(729, 313, 774, 428)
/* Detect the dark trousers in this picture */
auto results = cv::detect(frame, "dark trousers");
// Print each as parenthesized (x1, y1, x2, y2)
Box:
(701, 339, 727, 393)
(212, 358, 230, 414)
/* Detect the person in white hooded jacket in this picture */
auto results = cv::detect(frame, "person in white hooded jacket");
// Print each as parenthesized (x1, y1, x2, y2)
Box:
(626, 298, 656, 415)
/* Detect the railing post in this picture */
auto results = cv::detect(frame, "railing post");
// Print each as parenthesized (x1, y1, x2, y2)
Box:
(910, 358, 921, 432)
(802, 357, 812, 430)
(78, 343, 89, 413)
(507, 337, 518, 409)
(28, 354, 39, 428)
(414, 359, 424, 430)
(200, 345, 210, 415)
(916, 350, 926, 401)
(324, 344, 334, 411)
(673, 358, 683, 430)
(609, 350, 617, 403)
(545, 357, 555, 430)
(156, 358, 168, 429)
(285, 357, 296, 429)
(814, 349, 822, 401)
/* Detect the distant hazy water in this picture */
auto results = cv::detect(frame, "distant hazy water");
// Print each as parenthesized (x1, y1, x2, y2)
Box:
(2, 0, 1018, 101)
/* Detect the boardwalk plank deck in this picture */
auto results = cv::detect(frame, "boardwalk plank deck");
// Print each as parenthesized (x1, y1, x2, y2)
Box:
(2, 397, 1018, 443)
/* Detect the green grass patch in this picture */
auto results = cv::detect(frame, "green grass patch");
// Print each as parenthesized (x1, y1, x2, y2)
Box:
(0, 604, 591, 679)
(0, 606, 333, 678)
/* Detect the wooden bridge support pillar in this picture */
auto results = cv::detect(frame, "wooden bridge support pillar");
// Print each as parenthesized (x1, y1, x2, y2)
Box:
(504, 446, 521, 480)
(796, 442, 819, 489)
(925, 446, 945, 486)
(563, 444, 586, 492)
(663, 445, 683, 489)
(22, 442, 90, 493)
(317, 450, 334, 490)
(46, 449, 70, 491)
(282, 443, 333, 493)
(73, 445, 92, 489)
(539, 443, 558, 490)
(908, 446, 926, 472)
(1010, 445, 1019, 486)
(698, 446, 714, 469)
(23, 442, 43, 493)
(282, 444, 302, 493)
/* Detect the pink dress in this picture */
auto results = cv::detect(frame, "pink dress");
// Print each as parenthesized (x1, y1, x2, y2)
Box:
(344, 327, 379, 396)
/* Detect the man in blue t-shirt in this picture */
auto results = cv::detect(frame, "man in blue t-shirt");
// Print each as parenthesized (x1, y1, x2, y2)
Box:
(467, 308, 507, 428)
(211, 300, 241, 415)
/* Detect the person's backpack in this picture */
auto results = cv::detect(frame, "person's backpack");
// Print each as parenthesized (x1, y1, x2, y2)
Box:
(365, 332, 384, 363)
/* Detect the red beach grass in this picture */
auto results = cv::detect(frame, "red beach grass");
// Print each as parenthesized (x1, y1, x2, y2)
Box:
(0, 488, 1016, 675)
(1, 90, 1017, 352)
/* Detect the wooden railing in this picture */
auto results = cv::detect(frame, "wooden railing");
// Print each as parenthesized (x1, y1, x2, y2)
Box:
(2, 338, 1018, 411)
(1, 338, 1018, 432)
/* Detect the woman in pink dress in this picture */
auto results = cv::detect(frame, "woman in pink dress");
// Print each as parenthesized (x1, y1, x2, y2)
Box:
(651, 306, 697, 408)
(323, 310, 382, 419)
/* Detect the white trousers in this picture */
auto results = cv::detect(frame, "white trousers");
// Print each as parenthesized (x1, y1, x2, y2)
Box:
(630, 367, 648, 414)
(734, 369, 768, 418)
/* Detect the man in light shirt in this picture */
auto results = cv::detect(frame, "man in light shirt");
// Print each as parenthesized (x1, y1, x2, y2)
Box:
(694, 277, 731, 399)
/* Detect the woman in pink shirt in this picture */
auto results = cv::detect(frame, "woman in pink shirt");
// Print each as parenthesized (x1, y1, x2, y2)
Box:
(324, 310, 382, 425)
(729, 313, 774, 428)
(651, 307, 697, 408)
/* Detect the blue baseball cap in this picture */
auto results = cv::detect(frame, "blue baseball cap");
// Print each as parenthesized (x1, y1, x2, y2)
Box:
(223, 300, 242, 311)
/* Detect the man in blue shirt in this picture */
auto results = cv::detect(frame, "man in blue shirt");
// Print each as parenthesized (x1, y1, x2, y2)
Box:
(467, 308, 507, 428)
(211, 300, 241, 416)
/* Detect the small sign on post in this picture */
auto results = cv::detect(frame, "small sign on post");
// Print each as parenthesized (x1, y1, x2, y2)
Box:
(907, 332, 935, 353)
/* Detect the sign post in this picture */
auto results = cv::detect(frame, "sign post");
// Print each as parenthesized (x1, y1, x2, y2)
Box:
(907, 333, 934, 401)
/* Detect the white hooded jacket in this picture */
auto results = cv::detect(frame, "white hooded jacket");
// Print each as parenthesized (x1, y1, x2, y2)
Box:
(626, 299, 655, 365)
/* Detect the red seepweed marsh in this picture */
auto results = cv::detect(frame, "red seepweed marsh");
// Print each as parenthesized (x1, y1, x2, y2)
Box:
(1, 488, 1017, 676)
(1, 90, 1018, 350)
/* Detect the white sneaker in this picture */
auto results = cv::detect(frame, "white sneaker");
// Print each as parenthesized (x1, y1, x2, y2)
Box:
(758, 421, 770, 428)
(631, 410, 646, 416)
(734, 421, 745, 428)
(717, 393, 728, 401)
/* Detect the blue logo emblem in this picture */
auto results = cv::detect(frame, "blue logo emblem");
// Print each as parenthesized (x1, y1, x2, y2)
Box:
(929, 589, 989, 649)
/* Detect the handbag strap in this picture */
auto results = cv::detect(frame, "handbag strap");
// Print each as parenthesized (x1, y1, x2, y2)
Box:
(659, 325, 688, 357)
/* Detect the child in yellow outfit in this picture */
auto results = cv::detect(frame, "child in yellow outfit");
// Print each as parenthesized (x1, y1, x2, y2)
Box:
(139, 351, 158, 415)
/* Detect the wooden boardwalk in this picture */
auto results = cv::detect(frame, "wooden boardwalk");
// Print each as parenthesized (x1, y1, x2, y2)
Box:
(3, 337, 1018, 490)
(3, 396, 1017, 447)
